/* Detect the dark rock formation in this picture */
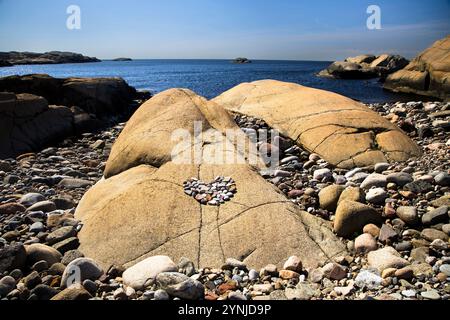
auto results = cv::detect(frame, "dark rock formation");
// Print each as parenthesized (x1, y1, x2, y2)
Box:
(0, 51, 100, 67)
(318, 54, 409, 80)
(232, 57, 252, 64)
(112, 58, 132, 61)
(0, 74, 149, 158)
(384, 35, 450, 101)
(0, 93, 74, 158)
(0, 74, 137, 116)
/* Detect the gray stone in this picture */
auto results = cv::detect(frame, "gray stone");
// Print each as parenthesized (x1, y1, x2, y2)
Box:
(360, 174, 387, 189)
(52, 237, 80, 254)
(19, 193, 45, 207)
(367, 247, 410, 272)
(442, 224, 450, 236)
(248, 269, 259, 281)
(365, 188, 388, 204)
(0, 276, 16, 298)
(269, 290, 288, 300)
(24, 271, 41, 289)
(154, 289, 170, 300)
(285, 283, 315, 300)
(27, 200, 56, 213)
(313, 168, 332, 181)
(386, 172, 413, 187)
(32, 260, 49, 272)
(374, 163, 390, 173)
(29, 221, 45, 233)
(422, 206, 448, 226)
(421, 228, 448, 242)
(355, 270, 382, 289)
(61, 258, 104, 287)
(156, 272, 204, 300)
(228, 291, 247, 300)
(440, 264, 450, 277)
(30, 284, 59, 300)
(82, 279, 98, 295)
(404, 180, 433, 194)
(178, 257, 196, 277)
(58, 178, 92, 189)
(122, 256, 177, 290)
(434, 172, 450, 186)
(421, 290, 441, 300)
(401, 289, 416, 298)
(46, 226, 77, 245)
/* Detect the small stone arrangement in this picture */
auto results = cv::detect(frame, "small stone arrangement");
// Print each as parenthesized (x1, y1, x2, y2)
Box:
(183, 177, 237, 206)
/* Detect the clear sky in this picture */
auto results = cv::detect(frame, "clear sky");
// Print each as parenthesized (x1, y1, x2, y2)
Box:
(0, 0, 449, 60)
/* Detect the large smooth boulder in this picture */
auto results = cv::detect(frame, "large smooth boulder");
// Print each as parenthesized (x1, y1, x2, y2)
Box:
(0, 92, 74, 158)
(76, 89, 347, 270)
(213, 80, 421, 169)
(384, 35, 450, 101)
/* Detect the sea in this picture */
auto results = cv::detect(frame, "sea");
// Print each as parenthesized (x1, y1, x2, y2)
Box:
(0, 59, 419, 104)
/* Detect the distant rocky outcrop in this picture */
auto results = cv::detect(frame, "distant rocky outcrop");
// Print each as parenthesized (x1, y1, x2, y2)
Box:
(318, 54, 409, 80)
(0, 74, 150, 158)
(232, 57, 252, 64)
(384, 35, 450, 101)
(112, 58, 132, 61)
(0, 51, 100, 67)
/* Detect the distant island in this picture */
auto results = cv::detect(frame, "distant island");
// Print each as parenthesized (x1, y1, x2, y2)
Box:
(112, 58, 133, 61)
(0, 51, 101, 67)
(232, 57, 252, 64)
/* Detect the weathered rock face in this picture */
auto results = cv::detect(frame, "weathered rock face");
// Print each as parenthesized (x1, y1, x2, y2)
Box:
(0, 92, 74, 158)
(318, 61, 378, 79)
(318, 54, 408, 79)
(384, 35, 450, 101)
(76, 89, 347, 270)
(0, 74, 142, 158)
(0, 51, 100, 66)
(213, 80, 421, 169)
(0, 74, 137, 117)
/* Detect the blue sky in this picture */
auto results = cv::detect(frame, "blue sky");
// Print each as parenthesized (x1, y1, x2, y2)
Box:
(0, 0, 449, 60)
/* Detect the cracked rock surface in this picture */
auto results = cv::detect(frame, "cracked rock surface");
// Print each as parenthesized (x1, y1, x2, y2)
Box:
(213, 80, 421, 168)
(75, 88, 347, 270)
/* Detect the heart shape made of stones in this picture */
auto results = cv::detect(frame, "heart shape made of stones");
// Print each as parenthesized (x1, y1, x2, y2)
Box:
(183, 176, 237, 206)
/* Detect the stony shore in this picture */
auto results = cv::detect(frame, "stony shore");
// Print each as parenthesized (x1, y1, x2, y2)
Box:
(0, 98, 448, 301)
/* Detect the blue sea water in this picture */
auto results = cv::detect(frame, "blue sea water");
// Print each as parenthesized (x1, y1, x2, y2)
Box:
(0, 59, 417, 103)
